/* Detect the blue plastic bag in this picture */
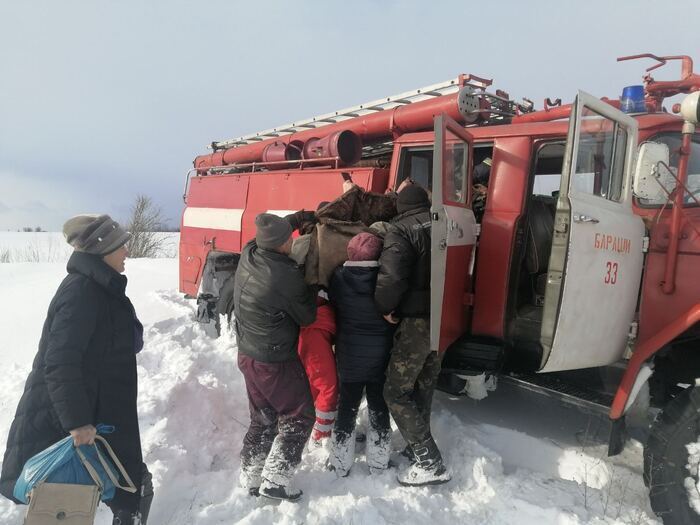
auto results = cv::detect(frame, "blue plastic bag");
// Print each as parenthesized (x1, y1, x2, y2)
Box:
(14, 424, 121, 504)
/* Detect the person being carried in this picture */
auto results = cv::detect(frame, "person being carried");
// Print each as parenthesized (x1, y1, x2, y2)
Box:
(286, 202, 339, 446)
(328, 232, 394, 477)
(234, 213, 317, 502)
(297, 288, 337, 445)
(375, 184, 451, 486)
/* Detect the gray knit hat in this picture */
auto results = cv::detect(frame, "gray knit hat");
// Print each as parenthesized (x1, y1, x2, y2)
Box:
(255, 213, 292, 250)
(63, 214, 131, 256)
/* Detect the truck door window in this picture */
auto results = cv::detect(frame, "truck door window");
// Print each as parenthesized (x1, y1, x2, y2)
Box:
(397, 147, 433, 191)
(533, 143, 565, 197)
(444, 140, 467, 204)
(396, 144, 491, 197)
(571, 110, 628, 202)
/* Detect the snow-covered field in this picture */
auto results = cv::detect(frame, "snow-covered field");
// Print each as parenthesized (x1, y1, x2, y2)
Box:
(0, 232, 178, 262)
(0, 237, 661, 524)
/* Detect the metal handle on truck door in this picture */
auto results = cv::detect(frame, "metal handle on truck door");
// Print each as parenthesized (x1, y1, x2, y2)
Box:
(573, 214, 600, 224)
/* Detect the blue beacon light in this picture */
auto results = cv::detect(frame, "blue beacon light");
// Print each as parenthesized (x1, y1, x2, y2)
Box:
(620, 85, 647, 114)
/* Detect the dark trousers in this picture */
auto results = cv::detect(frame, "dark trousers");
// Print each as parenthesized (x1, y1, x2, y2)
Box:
(238, 354, 315, 487)
(335, 381, 390, 440)
(383, 317, 444, 446)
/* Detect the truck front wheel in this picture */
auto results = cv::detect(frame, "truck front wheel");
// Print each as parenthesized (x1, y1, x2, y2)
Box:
(644, 385, 700, 524)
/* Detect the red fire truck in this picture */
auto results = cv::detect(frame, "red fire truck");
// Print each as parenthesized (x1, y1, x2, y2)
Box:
(180, 54, 700, 523)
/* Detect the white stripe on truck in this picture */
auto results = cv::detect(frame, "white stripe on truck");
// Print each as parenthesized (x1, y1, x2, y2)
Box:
(182, 207, 244, 231)
(266, 210, 297, 218)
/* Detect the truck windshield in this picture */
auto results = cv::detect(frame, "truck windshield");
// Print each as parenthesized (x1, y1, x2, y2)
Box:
(639, 132, 700, 207)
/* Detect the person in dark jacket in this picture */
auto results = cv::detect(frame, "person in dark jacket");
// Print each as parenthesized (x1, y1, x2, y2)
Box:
(234, 213, 317, 502)
(328, 232, 394, 477)
(0, 214, 153, 525)
(375, 184, 451, 486)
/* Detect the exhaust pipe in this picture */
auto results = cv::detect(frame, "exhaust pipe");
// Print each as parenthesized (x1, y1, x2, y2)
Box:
(302, 130, 362, 166)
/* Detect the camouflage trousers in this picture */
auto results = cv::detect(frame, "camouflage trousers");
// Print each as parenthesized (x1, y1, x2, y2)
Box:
(383, 317, 444, 446)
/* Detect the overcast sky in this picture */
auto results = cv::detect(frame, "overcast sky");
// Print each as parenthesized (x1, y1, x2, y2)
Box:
(1, 0, 698, 230)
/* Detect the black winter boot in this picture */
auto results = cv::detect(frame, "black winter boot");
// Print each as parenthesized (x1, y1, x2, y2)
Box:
(400, 444, 417, 464)
(259, 480, 303, 502)
(139, 466, 154, 525)
(112, 510, 143, 525)
(397, 436, 451, 486)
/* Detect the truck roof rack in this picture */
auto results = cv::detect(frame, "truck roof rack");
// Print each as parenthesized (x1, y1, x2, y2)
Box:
(210, 76, 492, 151)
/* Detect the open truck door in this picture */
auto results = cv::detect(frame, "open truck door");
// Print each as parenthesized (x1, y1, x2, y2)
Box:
(430, 114, 477, 352)
(539, 91, 645, 372)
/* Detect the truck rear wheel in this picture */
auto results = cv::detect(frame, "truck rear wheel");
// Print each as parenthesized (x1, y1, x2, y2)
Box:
(644, 385, 700, 525)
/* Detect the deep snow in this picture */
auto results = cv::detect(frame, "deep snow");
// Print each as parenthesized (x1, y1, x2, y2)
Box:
(0, 253, 662, 524)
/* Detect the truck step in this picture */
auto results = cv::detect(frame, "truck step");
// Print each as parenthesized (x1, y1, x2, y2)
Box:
(441, 337, 505, 374)
(501, 372, 614, 414)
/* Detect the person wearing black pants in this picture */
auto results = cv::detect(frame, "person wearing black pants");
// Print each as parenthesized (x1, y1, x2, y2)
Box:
(328, 232, 395, 476)
(332, 381, 391, 475)
(0, 214, 153, 524)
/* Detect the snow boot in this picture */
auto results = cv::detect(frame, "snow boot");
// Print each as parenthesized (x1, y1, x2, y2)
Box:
(369, 459, 396, 475)
(259, 480, 303, 502)
(138, 469, 154, 525)
(328, 429, 355, 477)
(366, 419, 391, 472)
(400, 444, 417, 464)
(239, 466, 262, 496)
(397, 437, 451, 487)
(112, 510, 143, 525)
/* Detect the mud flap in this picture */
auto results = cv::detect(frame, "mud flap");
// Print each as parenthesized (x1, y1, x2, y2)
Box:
(608, 416, 627, 456)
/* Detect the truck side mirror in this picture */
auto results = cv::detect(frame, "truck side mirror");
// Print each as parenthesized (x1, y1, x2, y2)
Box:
(633, 142, 674, 202)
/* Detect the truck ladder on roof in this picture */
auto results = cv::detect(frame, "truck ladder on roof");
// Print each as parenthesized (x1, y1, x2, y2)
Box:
(210, 76, 492, 151)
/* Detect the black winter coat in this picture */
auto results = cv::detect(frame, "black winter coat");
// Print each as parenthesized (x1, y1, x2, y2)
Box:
(330, 262, 394, 383)
(0, 252, 144, 510)
(233, 240, 316, 363)
(374, 207, 431, 318)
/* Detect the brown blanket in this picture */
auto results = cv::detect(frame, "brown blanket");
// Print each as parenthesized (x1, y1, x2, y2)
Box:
(304, 187, 397, 286)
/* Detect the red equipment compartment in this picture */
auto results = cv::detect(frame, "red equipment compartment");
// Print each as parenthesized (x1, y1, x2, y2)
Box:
(179, 175, 249, 295)
(240, 168, 388, 246)
(179, 167, 389, 295)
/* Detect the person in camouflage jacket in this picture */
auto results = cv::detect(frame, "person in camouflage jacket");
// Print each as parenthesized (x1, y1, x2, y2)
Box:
(375, 184, 451, 487)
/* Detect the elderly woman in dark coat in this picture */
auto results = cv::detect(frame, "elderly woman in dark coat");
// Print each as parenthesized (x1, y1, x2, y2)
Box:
(0, 214, 153, 525)
(327, 232, 395, 477)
